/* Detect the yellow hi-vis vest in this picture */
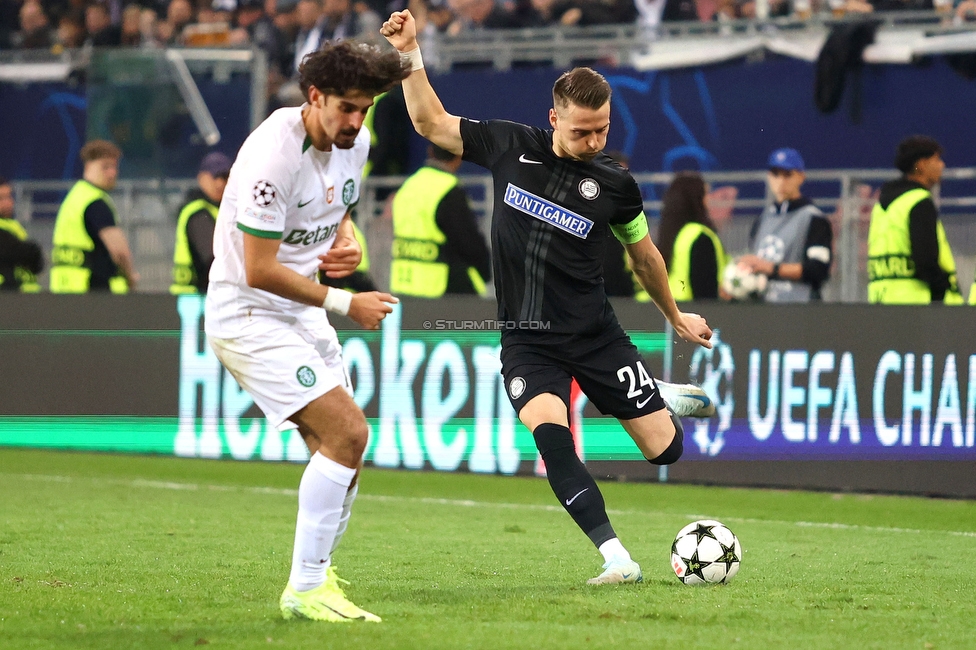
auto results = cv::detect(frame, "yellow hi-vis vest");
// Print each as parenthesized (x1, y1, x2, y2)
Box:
(667, 222, 727, 301)
(390, 166, 456, 297)
(50, 180, 128, 294)
(170, 197, 218, 294)
(362, 91, 385, 179)
(867, 188, 963, 304)
(0, 217, 41, 292)
(352, 220, 370, 273)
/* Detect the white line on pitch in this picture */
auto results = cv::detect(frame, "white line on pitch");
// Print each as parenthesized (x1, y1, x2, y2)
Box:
(6, 472, 976, 539)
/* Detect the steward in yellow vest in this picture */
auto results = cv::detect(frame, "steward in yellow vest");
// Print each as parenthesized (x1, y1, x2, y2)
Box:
(867, 136, 963, 304)
(0, 177, 43, 292)
(50, 140, 138, 293)
(171, 152, 232, 294)
(654, 172, 727, 301)
(667, 223, 726, 301)
(390, 145, 491, 297)
(362, 87, 410, 188)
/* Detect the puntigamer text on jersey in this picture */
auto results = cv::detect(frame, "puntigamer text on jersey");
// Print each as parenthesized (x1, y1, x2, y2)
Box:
(503, 183, 594, 238)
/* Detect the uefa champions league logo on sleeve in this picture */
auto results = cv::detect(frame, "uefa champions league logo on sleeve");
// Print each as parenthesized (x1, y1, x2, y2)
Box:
(688, 330, 734, 457)
(252, 180, 278, 207)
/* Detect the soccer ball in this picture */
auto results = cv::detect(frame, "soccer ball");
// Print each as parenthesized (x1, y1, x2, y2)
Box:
(671, 519, 741, 585)
(721, 260, 767, 300)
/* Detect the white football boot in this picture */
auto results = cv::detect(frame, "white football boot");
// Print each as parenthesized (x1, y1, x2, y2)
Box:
(657, 381, 716, 418)
(587, 557, 643, 585)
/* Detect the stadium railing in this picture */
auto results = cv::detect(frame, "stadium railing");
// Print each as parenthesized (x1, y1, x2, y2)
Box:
(11, 167, 976, 301)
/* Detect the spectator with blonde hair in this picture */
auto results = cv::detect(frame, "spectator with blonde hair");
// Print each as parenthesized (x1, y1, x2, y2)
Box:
(50, 140, 139, 293)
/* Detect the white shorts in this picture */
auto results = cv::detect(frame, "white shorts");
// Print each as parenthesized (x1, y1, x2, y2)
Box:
(208, 307, 351, 429)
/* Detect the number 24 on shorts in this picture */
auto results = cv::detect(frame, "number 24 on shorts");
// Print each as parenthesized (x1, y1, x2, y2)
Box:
(617, 360, 654, 405)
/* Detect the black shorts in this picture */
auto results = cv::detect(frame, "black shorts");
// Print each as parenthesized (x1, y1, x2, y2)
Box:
(499, 326, 666, 420)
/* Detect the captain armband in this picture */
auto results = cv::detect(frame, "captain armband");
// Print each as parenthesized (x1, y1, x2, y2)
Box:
(609, 211, 649, 245)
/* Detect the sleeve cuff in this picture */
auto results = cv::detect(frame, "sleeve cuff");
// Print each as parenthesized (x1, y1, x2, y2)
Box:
(237, 223, 282, 239)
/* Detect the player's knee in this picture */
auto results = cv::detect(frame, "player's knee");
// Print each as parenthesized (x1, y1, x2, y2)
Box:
(647, 409, 683, 465)
(341, 412, 369, 457)
(532, 422, 576, 458)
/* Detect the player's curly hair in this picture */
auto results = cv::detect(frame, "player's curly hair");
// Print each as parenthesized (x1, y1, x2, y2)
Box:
(299, 41, 411, 101)
(552, 67, 611, 111)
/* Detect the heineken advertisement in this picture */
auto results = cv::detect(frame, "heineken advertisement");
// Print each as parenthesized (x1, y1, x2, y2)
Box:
(2, 295, 975, 494)
(0, 295, 668, 475)
(169, 295, 667, 473)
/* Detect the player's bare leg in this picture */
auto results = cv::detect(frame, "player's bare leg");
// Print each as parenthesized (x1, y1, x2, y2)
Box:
(619, 407, 683, 463)
(279, 387, 381, 622)
(520, 394, 642, 586)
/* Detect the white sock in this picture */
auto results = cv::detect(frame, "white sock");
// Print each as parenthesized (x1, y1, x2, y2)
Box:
(328, 482, 359, 561)
(599, 538, 632, 563)
(288, 452, 357, 592)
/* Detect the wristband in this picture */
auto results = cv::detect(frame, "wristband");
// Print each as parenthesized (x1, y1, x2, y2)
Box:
(400, 46, 424, 72)
(323, 288, 353, 316)
(771, 263, 780, 279)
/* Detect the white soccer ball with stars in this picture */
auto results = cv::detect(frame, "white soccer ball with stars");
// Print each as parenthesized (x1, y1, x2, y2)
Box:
(722, 259, 767, 301)
(671, 519, 741, 585)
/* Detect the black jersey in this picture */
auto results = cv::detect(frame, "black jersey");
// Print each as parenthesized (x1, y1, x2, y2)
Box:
(459, 118, 644, 335)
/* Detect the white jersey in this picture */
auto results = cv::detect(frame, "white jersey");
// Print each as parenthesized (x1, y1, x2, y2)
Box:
(206, 106, 369, 337)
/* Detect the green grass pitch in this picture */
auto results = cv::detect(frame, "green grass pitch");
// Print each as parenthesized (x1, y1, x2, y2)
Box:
(2, 448, 975, 649)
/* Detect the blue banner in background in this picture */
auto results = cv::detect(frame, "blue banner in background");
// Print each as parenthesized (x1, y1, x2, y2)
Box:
(437, 57, 976, 174)
(0, 76, 250, 181)
(5, 56, 976, 180)
(0, 83, 87, 180)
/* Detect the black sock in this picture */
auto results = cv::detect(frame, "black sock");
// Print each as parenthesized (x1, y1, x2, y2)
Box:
(533, 423, 616, 547)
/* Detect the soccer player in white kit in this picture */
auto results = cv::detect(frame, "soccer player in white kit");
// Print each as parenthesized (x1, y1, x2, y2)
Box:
(205, 42, 410, 623)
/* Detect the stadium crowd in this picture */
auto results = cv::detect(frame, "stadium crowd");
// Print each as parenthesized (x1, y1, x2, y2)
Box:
(2, 0, 974, 58)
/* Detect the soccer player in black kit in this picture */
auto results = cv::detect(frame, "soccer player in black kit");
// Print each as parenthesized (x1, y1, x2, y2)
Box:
(383, 11, 716, 585)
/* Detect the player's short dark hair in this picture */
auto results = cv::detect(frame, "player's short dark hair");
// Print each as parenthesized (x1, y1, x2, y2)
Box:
(0, 176, 9, 188)
(552, 67, 611, 111)
(80, 140, 122, 163)
(428, 144, 459, 162)
(895, 135, 943, 174)
(299, 41, 411, 101)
